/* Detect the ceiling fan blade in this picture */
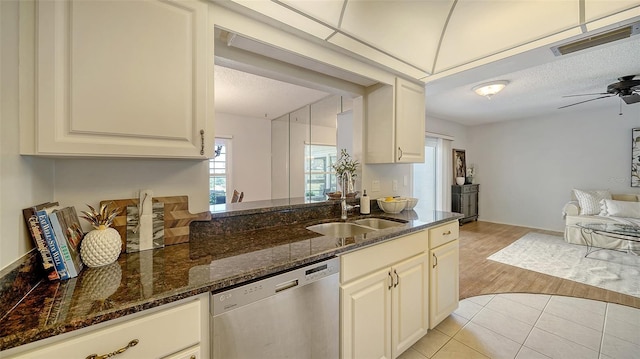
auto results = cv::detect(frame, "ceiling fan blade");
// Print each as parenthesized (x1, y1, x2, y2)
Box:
(562, 93, 609, 98)
(622, 94, 640, 105)
(558, 95, 615, 109)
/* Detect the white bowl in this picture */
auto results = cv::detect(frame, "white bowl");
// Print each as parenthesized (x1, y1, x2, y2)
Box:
(398, 197, 418, 210)
(377, 198, 407, 214)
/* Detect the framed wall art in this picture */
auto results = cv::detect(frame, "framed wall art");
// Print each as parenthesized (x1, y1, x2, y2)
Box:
(452, 149, 466, 184)
(633, 128, 640, 187)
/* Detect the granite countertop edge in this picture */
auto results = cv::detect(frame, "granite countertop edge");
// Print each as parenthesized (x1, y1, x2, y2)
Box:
(0, 212, 463, 352)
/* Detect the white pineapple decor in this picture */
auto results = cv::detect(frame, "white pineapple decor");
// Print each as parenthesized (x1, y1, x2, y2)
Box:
(80, 203, 122, 268)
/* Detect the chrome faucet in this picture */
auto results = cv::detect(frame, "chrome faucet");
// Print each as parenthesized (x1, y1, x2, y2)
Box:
(340, 172, 359, 220)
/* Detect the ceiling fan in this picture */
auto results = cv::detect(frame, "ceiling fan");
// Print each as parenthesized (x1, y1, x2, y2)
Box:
(559, 75, 640, 109)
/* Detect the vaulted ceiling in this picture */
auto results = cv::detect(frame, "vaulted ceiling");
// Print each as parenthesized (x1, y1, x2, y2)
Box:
(215, 1, 640, 125)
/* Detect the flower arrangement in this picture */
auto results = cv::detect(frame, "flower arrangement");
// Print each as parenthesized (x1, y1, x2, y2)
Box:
(466, 165, 475, 177)
(332, 148, 359, 179)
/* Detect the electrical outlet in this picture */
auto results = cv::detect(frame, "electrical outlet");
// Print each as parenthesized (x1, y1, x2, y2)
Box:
(392, 180, 398, 191)
(372, 180, 380, 192)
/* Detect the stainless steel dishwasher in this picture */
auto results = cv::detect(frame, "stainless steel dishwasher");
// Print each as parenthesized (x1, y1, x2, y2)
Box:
(211, 257, 340, 359)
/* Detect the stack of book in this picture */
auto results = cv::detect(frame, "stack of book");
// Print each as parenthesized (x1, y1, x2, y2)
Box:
(22, 202, 85, 280)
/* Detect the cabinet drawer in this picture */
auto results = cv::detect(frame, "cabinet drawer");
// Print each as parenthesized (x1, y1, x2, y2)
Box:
(341, 231, 427, 283)
(10, 299, 202, 359)
(461, 185, 478, 193)
(428, 221, 459, 248)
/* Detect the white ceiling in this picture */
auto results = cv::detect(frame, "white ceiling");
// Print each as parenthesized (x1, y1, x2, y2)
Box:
(214, 65, 331, 120)
(425, 35, 640, 125)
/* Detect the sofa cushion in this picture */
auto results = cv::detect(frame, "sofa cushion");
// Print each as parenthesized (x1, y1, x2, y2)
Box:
(573, 189, 612, 215)
(600, 199, 640, 218)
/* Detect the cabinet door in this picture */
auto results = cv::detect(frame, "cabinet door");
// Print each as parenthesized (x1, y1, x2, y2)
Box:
(469, 191, 478, 216)
(395, 77, 425, 163)
(429, 240, 460, 329)
(460, 194, 471, 217)
(341, 268, 392, 359)
(391, 253, 429, 358)
(27, 0, 214, 158)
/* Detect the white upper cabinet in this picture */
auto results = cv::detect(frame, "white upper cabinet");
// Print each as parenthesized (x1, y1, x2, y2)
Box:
(365, 78, 425, 164)
(21, 0, 214, 158)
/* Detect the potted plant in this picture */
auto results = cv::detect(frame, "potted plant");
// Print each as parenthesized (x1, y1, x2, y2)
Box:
(466, 165, 475, 184)
(332, 148, 359, 196)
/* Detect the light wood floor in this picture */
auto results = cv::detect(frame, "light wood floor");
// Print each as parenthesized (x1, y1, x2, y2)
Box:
(459, 221, 640, 309)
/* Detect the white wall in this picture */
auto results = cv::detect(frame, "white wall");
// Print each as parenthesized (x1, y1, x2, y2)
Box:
(469, 105, 640, 231)
(216, 112, 272, 202)
(426, 116, 469, 154)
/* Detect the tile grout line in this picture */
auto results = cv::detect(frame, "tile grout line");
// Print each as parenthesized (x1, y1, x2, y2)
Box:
(599, 303, 608, 358)
(515, 294, 552, 359)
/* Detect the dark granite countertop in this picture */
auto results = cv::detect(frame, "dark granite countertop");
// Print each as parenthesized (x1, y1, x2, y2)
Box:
(0, 207, 462, 352)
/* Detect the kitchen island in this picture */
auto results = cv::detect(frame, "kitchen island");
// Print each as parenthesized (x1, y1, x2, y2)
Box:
(0, 200, 462, 354)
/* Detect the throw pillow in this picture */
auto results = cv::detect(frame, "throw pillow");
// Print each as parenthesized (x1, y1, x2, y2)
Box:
(601, 199, 640, 218)
(573, 189, 612, 215)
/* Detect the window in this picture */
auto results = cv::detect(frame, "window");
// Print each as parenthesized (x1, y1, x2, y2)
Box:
(304, 144, 337, 201)
(209, 138, 231, 207)
(413, 137, 439, 212)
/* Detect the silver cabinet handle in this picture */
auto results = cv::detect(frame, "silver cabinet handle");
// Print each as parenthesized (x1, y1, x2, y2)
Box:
(200, 129, 205, 155)
(443, 230, 451, 235)
(433, 253, 438, 268)
(388, 271, 393, 290)
(398, 147, 403, 161)
(86, 339, 139, 359)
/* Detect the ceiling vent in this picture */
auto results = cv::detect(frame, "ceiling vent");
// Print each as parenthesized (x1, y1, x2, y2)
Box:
(551, 21, 640, 56)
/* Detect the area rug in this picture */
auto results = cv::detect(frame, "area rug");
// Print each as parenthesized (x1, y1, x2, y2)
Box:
(487, 232, 640, 298)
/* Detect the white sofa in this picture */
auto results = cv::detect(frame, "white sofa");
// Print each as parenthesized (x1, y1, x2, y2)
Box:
(563, 191, 639, 250)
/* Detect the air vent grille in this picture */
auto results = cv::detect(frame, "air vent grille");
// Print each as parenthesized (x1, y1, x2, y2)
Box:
(551, 22, 640, 56)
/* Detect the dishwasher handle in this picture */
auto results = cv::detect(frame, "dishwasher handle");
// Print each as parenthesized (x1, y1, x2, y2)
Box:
(275, 279, 299, 293)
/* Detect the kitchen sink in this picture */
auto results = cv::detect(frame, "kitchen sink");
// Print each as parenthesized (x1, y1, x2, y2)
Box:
(352, 218, 406, 230)
(306, 222, 377, 237)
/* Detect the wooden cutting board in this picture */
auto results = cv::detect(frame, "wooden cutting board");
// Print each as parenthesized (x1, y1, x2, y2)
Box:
(100, 196, 211, 247)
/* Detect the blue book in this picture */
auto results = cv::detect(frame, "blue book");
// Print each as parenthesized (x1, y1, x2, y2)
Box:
(49, 207, 84, 277)
(36, 207, 70, 280)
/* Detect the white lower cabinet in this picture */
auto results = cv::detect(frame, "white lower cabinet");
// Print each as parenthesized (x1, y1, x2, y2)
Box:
(340, 232, 429, 359)
(428, 222, 460, 329)
(5, 295, 209, 359)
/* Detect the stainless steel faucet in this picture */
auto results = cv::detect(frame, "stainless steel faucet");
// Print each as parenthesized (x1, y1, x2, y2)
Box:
(340, 172, 359, 220)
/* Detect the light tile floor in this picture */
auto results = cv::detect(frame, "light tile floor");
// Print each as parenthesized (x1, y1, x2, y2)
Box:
(399, 293, 640, 359)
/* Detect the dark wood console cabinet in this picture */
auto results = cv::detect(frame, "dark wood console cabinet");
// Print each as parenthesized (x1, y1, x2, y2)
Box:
(452, 184, 479, 224)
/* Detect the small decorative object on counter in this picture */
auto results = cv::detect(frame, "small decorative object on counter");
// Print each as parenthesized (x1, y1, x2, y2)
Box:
(360, 189, 370, 214)
(79, 203, 122, 268)
(456, 177, 465, 186)
(377, 197, 407, 214)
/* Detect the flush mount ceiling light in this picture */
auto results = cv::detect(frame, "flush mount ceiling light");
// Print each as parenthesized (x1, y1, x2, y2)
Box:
(472, 80, 509, 99)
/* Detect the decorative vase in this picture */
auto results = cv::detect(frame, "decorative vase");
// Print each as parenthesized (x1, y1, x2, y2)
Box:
(80, 226, 122, 268)
(465, 176, 473, 184)
(456, 177, 465, 186)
